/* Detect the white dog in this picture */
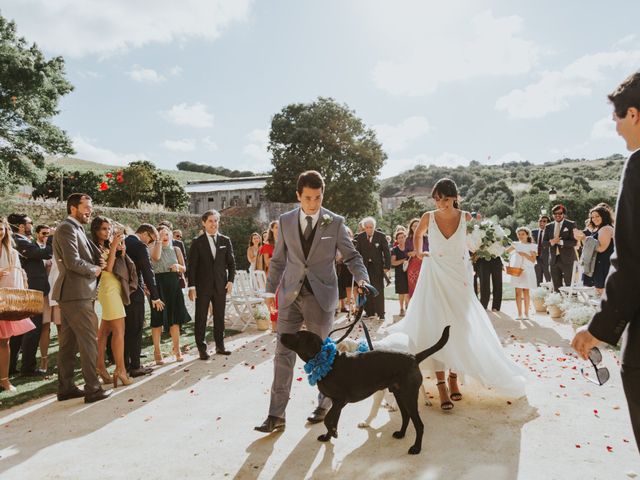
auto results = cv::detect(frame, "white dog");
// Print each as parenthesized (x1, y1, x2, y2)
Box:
(336, 332, 432, 428)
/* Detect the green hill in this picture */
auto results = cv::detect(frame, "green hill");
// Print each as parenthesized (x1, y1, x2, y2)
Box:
(45, 157, 226, 185)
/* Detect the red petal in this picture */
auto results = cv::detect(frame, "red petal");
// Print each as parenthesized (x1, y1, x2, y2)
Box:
(575, 444, 581, 448)
(606, 446, 613, 452)
(296, 377, 303, 381)
(593, 409, 598, 415)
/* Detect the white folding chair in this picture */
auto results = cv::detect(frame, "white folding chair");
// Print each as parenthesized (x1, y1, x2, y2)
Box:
(250, 270, 268, 295)
(560, 260, 595, 304)
(227, 271, 264, 330)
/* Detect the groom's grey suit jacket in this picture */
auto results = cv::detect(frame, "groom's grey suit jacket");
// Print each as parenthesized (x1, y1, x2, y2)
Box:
(266, 207, 369, 313)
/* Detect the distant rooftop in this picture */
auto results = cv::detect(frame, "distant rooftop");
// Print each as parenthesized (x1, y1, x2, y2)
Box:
(185, 176, 270, 193)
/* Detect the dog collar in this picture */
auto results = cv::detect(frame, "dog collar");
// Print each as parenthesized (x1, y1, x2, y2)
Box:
(304, 338, 337, 386)
(357, 340, 370, 353)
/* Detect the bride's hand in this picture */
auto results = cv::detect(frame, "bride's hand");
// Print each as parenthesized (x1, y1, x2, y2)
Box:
(417, 252, 430, 259)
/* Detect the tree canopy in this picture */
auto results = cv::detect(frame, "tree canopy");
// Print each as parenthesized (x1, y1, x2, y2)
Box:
(0, 14, 74, 193)
(265, 97, 386, 218)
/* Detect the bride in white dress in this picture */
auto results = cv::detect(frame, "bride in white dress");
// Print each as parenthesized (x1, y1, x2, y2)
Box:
(388, 178, 527, 410)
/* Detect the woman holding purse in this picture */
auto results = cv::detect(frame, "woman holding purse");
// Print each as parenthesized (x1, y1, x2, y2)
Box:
(506, 227, 537, 320)
(0, 217, 35, 392)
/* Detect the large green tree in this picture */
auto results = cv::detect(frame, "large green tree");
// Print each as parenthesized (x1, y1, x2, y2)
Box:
(0, 15, 74, 192)
(265, 97, 386, 218)
(32, 164, 106, 203)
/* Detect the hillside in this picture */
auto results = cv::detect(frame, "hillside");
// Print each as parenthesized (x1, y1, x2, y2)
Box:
(45, 157, 226, 185)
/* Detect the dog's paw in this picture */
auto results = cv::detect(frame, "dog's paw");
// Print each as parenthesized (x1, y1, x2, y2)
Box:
(392, 430, 405, 439)
(408, 445, 421, 455)
(317, 433, 331, 442)
(357, 422, 370, 429)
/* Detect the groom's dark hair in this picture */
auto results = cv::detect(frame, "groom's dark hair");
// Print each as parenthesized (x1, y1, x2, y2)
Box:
(297, 170, 325, 193)
(608, 71, 640, 119)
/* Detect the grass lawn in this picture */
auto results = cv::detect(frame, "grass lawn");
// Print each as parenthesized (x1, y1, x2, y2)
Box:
(0, 315, 240, 411)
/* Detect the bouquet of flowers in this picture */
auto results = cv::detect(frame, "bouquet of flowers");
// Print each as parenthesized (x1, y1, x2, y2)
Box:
(563, 303, 597, 326)
(466, 219, 512, 261)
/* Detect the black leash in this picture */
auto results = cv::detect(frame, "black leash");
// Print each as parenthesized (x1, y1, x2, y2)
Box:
(328, 283, 379, 351)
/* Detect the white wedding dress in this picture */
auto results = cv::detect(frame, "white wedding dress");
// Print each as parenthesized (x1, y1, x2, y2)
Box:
(388, 211, 527, 398)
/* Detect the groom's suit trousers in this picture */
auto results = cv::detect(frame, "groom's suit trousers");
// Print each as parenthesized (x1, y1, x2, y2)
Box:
(269, 289, 333, 418)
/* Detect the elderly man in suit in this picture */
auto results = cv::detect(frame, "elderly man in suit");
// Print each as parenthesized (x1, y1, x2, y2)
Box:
(188, 210, 236, 358)
(531, 214, 551, 286)
(52, 193, 111, 403)
(255, 170, 369, 433)
(355, 217, 390, 320)
(543, 205, 577, 292)
(573, 71, 640, 451)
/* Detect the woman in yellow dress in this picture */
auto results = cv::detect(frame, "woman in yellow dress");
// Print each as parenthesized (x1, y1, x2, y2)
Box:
(91, 217, 132, 387)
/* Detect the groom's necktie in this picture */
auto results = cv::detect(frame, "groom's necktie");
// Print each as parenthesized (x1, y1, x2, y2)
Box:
(303, 216, 313, 240)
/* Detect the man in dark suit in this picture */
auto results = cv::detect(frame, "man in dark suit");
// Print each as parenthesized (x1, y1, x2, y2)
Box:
(573, 71, 640, 451)
(52, 193, 111, 403)
(124, 224, 165, 377)
(543, 205, 577, 291)
(355, 217, 390, 320)
(531, 214, 551, 286)
(7, 213, 52, 376)
(188, 210, 236, 359)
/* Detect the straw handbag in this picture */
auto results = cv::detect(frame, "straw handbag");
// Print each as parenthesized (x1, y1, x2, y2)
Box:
(0, 288, 44, 320)
(505, 266, 524, 277)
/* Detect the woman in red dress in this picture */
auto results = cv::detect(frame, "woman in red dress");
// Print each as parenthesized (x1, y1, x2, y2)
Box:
(259, 221, 279, 330)
(406, 217, 429, 299)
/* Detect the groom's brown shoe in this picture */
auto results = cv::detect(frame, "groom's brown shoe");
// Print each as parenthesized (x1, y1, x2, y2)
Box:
(254, 416, 286, 433)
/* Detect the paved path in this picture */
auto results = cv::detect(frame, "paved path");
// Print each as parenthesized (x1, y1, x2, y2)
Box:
(0, 301, 638, 479)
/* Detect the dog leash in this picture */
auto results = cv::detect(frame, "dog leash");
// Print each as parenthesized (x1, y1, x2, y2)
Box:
(328, 283, 378, 351)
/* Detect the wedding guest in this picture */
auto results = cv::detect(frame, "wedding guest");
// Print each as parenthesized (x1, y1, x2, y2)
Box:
(7, 213, 51, 377)
(355, 217, 390, 320)
(42, 241, 62, 373)
(34, 225, 50, 247)
(405, 217, 429, 300)
(573, 205, 614, 296)
(476, 253, 504, 312)
(262, 230, 269, 245)
(543, 204, 578, 292)
(506, 227, 537, 320)
(52, 193, 111, 403)
(572, 71, 640, 450)
(172, 228, 188, 270)
(337, 227, 356, 314)
(391, 230, 409, 316)
(531, 215, 551, 286)
(151, 226, 191, 364)
(124, 224, 165, 377)
(258, 221, 278, 276)
(0, 217, 35, 392)
(188, 210, 236, 359)
(246, 232, 262, 272)
(91, 217, 132, 387)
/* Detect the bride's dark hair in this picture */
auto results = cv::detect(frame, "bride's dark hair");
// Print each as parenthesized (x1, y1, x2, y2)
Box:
(431, 178, 459, 209)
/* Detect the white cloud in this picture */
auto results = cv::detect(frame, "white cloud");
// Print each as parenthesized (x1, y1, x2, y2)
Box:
(202, 136, 219, 152)
(76, 70, 102, 79)
(496, 50, 640, 119)
(72, 136, 148, 166)
(591, 116, 618, 140)
(169, 66, 183, 76)
(162, 138, 196, 152)
(494, 152, 527, 164)
(129, 65, 165, 83)
(615, 34, 636, 47)
(161, 102, 214, 128)
(371, 9, 539, 96)
(242, 129, 270, 171)
(2, 0, 251, 57)
(381, 152, 469, 178)
(374, 116, 431, 154)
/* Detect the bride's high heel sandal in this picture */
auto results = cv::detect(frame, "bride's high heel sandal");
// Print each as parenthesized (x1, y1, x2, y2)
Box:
(113, 370, 132, 388)
(448, 373, 462, 401)
(436, 381, 453, 411)
(97, 369, 113, 384)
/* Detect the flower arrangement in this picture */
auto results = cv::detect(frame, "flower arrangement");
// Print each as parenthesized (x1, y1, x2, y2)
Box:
(253, 304, 270, 330)
(563, 304, 596, 326)
(466, 219, 512, 261)
(544, 292, 563, 307)
(532, 287, 550, 300)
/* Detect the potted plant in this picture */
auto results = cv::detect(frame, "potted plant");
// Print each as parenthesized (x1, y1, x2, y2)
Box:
(563, 304, 596, 328)
(254, 304, 270, 331)
(531, 287, 550, 313)
(544, 292, 564, 318)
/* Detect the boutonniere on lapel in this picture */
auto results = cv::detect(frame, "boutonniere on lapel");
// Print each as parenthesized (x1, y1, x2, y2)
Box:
(320, 214, 333, 227)
(375, 243, 380, 248)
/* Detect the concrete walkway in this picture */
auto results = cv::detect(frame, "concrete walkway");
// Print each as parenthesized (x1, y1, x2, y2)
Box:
(0, 301, 637, 479)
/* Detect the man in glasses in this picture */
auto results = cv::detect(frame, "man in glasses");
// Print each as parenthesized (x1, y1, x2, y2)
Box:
(542, 205, 577, 292)
(572, 70, 640, 451)
(531, 215, 551, 286)
(124, 223, 165, 377)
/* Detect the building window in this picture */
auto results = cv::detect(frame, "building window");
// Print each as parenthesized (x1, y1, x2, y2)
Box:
(221, 197, 226, 209)
(231, 195, 240, 207)
(208, 197, 214, 204)
(246, 195, 252, 207)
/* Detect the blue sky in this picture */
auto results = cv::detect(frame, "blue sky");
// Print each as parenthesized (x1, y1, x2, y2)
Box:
(3, 0, 640, 178)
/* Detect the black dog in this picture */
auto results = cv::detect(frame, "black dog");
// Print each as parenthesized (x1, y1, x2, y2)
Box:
(280, 326, 450, 454)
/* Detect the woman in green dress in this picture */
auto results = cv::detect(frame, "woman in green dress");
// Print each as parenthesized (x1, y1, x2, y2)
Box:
(151, 226, 191, 364)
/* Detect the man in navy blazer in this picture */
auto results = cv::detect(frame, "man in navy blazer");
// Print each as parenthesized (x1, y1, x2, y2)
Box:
(543, 205, 577, 291)
(573, 71, 640, 451)
(531, 214, 551, 286)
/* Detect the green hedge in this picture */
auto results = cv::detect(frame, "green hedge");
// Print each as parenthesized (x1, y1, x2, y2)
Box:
(0, 198, 261, 271)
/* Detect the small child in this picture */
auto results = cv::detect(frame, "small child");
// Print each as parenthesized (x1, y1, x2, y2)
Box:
(507, 227, 538, 320)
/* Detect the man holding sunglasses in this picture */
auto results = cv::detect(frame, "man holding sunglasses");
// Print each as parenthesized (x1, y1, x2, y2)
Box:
(573, 71, 640, 451)
(542, 204, 577, 292)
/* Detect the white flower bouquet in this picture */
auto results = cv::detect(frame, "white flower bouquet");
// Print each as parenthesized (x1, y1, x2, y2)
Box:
(544, 292, 564, 307)
(563, 304, 596, 326)
(532, 287, 550, 300)
(466, 219, 512, 261)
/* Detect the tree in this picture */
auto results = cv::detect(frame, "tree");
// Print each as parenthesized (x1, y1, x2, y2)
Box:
(0, 15, 74, 192)
(32, 164, 106, 202)
(265, 97, 386, 218)
(380, 196, 429, 234)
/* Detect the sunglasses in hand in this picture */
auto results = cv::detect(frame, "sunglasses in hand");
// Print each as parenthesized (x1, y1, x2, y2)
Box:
(580, 347, 610, 386)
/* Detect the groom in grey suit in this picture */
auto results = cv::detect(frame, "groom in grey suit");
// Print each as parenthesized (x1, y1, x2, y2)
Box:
(255, 170, 369, 433)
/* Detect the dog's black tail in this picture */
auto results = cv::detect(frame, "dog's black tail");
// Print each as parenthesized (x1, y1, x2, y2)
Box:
(415, 326, 450, 364)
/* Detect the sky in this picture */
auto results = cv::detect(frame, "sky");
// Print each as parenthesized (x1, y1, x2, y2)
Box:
(3, 0, 640, 178)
